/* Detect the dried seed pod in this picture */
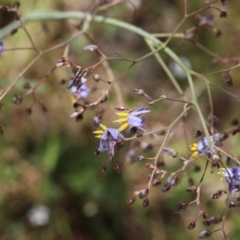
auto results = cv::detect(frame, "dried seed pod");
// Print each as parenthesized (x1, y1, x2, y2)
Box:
(93, 74, 100, 81)
(198, 230, 211, 239)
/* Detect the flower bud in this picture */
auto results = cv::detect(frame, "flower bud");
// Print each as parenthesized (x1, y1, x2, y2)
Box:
(138, 189, 148, 199)
(75, 114, 84, 122)
(206, 215, 222, 224)
(198, 230, 211, 239)
(143, 198, 149, 208)
(152, 179, 161, 186)
(220, 10, 227, 18)
(174, 202, 188, 213)
(66, 79, 75, 89)
(162, 183, 171, 192)
(127, 197, 136, 205)
(187, 221, 196, 230)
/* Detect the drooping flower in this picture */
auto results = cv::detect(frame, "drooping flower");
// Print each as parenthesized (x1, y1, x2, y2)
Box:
(190, 133, 225, 158)
(219, 167, 240, 193)
(93, 124, 125, 156)
(114, 107, 150, 132)
(71, 83, 91, 100)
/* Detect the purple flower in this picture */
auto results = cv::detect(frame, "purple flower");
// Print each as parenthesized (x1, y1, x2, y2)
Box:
(114, 107, 150, 132)
(71, 83, 91, 100)
(93, 124, 125, 156)
(0, 40, 3, 56)
(190, 133, 225, 158)
(221, 167, 240, 192)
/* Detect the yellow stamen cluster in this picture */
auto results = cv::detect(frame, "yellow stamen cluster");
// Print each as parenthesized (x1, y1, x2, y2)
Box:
(93, 124, 107, 138)
(190, 143, 199, 158)
(114, 112, 130, 132)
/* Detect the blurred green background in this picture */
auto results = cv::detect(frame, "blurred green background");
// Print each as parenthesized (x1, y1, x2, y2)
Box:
(0, 0, 240, 239)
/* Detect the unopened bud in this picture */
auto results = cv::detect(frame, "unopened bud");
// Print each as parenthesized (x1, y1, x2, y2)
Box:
(143, 198, 149, 208)
(75, 114, 84, 122)
(162, 183, 171, 192)
(152, 179, 161, 186)
(188, 221, 196, 230)
(220, 10, 227, 18)
(198, 230, 211, 239)
(174, 202, 188, 213)
(138, 189, 149, 199)
(206, 215, 222, 224)
(127, 197, 136, 205)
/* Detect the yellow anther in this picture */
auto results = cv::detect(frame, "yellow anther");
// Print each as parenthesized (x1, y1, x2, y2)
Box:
(118, 123, 129, 132)
(115, 112, 129, 117)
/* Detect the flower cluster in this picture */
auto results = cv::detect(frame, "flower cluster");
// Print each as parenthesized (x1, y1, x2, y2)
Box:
(93, 108, 150, 157)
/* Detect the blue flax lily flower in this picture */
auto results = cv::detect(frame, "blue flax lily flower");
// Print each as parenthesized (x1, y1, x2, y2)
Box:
(190, 133, 223, 158)
(71, 83, 91, 100)
(93, 124, 125, 156)
(114, 108, 150, 132)
(219, 167, 240, 193)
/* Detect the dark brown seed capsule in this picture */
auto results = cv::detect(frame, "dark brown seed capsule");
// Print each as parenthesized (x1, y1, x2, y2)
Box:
(198, 230, 211, 239)
(143, 198, 149, 208)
